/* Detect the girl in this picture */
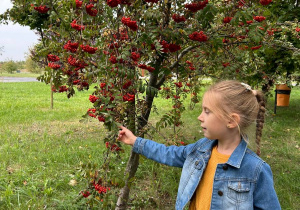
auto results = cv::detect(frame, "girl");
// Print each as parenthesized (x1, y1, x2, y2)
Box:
(117, 80, 281, 210)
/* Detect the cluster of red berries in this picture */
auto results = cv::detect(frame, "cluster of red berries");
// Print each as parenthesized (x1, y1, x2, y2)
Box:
(223, 17, 233, 24)
(251, 45, 262, 50)
(81, 191, 90, 198)
(159, 40, 170, 53)
(260, 0, 272, 6)
(98, 115, 105, 122)
(185, 0, 208, 13)
(174, 82, 183, 88)
(169, 43, 181, 53)
(106, 0, 131, 7)
(94, 183, 110, 194)
(237, 0, 247, 7)
(64, 69, 78, 76)
(89, 95, 99, 103)
(87, 108, 96, 113)
(105, 142, 122, 151)
(113, 29, 129, 41)
(34, 5, 50, 14)
(109, 55, 118, 64)
(123, 93, 135, 102)
(67, 55, 88, 69)
(121, 17, 138, 31)
(253, 16, 266, 22)
(87, 108, 97, 118)
(89, 112, 96, 118)
(157, 40, 181, 53)
(172, 14, 186, 23)
(100, 83, 107, 89)
(173, 95, 180, 99)
(130, 52, 140, 61)
(86, 3, 98, 16)
(138, 64, 155, 73)
(75, 0, 83, 8)
(296, 27, 300, 32)
(108, 42, 120, 49)
(186, 60, 195, 70)
(70, 20, 85, 31)
(106, 0, 121, 7)
(223, 38, 229, 43)
(64, 40, 79, 53)
(98, 82, 116, 102)
(47, 54, 60, 62)
(59, 86, 68, 92)
(71, 78, 80, 84)
(48, 62, 61, 70)
(189, 31, 208, 42)
(222, 62, 230, 67)
(80, 44, 98, 54)
(123, 80, 132, 89)
(52, 85, 68, 93)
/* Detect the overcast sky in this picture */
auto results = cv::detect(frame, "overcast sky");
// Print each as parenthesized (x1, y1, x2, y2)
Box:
(0, 0, 39, 62)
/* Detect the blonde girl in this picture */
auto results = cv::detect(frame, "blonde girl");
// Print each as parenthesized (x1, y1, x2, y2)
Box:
(118, 80, 281, 210)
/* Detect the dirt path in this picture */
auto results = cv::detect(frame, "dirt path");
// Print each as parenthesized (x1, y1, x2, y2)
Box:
(0, 77, 39, 82)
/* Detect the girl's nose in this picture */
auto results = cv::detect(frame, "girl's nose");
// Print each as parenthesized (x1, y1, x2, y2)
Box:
(198, 112, 204, 122)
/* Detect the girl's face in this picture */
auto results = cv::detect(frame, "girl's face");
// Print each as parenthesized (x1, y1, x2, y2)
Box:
(197, 94, 230, 140)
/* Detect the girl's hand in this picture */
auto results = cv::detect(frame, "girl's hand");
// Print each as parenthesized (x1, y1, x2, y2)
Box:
(117, 126, 137, 146)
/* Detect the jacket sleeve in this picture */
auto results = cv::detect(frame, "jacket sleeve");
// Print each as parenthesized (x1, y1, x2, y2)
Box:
(132, 137, 196, 168)
(253, 162, 281, 210)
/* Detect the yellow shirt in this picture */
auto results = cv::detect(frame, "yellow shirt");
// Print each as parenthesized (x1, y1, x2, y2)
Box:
(189, 146, 230, 210)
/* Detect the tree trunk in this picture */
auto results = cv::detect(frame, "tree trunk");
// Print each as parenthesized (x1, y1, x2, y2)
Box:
(115, 73, 157, 209)
(115, 151, 139, 210)
(50, 79, 54, 109)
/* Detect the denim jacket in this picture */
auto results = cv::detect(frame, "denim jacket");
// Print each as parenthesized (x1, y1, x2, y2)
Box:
(133, 137, 281, 210)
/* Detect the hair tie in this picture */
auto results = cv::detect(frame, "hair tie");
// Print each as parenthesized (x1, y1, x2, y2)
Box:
(241, 82, 252, 91)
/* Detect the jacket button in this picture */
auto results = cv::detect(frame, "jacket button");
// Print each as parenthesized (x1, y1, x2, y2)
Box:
(218, 191, 223, 196)
(222, 165, 228, 170)
(195, 161, 199, 166)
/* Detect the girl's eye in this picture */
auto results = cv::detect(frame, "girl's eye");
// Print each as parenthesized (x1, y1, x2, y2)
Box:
(204, 108, 210, 114)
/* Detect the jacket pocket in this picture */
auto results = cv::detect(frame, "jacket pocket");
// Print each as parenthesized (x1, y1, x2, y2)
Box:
(227, 181, 251, 202)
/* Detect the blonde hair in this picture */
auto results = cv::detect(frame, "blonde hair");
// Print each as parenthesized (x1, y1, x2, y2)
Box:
(204, 80, 266, 155)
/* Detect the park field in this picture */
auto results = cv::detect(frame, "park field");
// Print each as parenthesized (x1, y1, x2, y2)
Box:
(0, 81, 299, 209)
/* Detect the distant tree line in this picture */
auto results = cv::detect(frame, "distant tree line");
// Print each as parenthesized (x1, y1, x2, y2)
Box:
(0, 57, 43, 74)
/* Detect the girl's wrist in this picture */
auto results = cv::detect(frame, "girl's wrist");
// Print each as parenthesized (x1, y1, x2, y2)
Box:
(131, 137, 137, 146)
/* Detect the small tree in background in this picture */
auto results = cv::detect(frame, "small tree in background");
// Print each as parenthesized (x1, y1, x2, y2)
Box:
(1, 60, 18, 74)
(25, 55, 43, 73)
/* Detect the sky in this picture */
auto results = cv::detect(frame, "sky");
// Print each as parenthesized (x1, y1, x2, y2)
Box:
(0, 0, 39, 62)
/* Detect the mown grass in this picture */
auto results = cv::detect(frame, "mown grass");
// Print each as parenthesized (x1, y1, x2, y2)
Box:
(0, 72, 41, 78)
(0, 81, 299, 209)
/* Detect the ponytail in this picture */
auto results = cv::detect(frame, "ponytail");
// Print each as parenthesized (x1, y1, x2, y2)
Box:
(255, 92, 266, 156)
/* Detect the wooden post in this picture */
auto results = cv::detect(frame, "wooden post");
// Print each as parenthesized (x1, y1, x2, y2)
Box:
(50, 79, 54, 109)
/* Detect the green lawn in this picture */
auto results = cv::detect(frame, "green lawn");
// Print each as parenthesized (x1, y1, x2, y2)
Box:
(0, 72, 41, 78)
(0, 81, 299, 209)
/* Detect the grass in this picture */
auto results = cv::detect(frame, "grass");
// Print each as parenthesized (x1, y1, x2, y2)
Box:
(0, 72, 41, 78)
(0, 80, 299, 209)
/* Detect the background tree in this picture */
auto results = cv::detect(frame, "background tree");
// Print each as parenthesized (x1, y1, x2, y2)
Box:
(1, 60, 18, 73)
(1, 0, 299, 209)
(25, 55, 43, 73)
(258, 0, 300, 92)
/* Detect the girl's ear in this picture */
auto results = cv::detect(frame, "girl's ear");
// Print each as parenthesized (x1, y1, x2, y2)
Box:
(227, 113, 240, 128)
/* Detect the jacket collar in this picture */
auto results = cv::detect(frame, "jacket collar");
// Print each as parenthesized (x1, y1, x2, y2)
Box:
(226, 139, 247, 168)
(198, 138, 248, 169)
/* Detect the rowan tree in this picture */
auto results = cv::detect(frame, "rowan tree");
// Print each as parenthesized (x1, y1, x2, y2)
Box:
(1, 0, 299, 208)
